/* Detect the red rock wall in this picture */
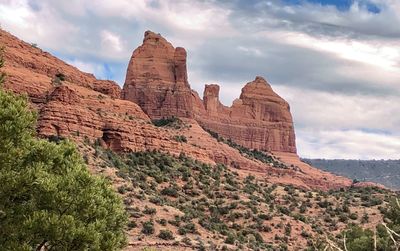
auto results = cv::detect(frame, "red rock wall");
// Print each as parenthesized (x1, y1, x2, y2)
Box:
(0, 29, 121, 101)
(122, 31, 193, 119)
(197, 77, 296, 153)
(0, 29, 212, 163)
(122, 31, 296, 153)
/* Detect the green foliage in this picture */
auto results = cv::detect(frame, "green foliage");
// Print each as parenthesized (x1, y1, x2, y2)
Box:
(178, 222, 197, 235)
(158, 229, 174, 240)
(161, 186, 179, 197)
(152, 116, 184, 129)
(56, 72, 66, 81)
(52, 72, 66, 86)
(173, 135, 187, 143)
(0, 88, 127, 250)
(338, 198, 400, 251)
(386, 198, 400, 226)
(225, 233, 236, 244)
(0, 91, 37, 167)
(343, 226, 374, 251)
(143, 206, 157, 215)
(142, 220, 155, 235)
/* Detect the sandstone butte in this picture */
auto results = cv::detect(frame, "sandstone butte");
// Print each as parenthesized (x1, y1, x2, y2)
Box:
(123, 31, 295, 153)
(0, 28, 353, 190)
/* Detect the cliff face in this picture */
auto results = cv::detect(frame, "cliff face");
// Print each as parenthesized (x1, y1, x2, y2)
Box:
(197, 77, 296, 153)
(0, 29, 213, 163)
(123, 31, 296, 153)
(122, 31, 193, 119)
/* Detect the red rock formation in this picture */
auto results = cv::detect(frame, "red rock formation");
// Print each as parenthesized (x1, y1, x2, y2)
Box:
(0, 28, 355, 190)
(0, 28, 212, 163)
(38, 84, 212, 163)
(122, 31, 193, 119)
(123, 31, 296, 153)
(0, 29, 121, 101)
(92, 80, 121, 99)
(197, 76, 296, 153)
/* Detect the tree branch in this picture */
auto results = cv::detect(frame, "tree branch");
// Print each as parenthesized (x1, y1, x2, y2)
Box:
(36, 239, 47, 251)
(343, 232, 349, 251)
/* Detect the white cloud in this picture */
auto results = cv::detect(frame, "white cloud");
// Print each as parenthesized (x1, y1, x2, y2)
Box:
(297, 129, 400, 159)
(0, 0, 31, 28)
(100, 30, 124, 55)
(237, 46, 263, 57)
(264, 30, 400, 72)
(66, 59, 106, 78)
(273, 85, 400, 159)
(275, 85, 400, 131)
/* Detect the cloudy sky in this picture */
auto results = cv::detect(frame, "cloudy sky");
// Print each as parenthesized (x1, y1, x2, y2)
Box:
(0, 0, 399, 159)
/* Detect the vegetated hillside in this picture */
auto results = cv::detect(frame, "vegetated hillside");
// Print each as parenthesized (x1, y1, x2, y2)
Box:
(303, 159, 400, 190)
(80, 134, 398, 251)
(75, 118, 399, 250)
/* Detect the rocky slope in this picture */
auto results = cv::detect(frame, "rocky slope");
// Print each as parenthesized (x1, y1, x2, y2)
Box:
(85, 144, 392, 251)
(2, 30, 121, 103)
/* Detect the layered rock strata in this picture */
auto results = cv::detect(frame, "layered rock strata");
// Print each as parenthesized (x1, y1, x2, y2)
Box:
(122, 31, 193, 119)
(123, 31, 296, 153)
(197, 76, 296, 153)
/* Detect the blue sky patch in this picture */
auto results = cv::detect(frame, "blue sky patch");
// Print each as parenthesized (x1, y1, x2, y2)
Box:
(365, 2, 381, 13)
(282, 0, 380, 13)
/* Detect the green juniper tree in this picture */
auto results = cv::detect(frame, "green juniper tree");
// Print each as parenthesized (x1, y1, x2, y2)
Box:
(0, 46, 127, 251)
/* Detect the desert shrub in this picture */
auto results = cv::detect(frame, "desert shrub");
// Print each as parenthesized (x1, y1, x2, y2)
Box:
(349, 213, 358, 220)
(51, 72, 66, 86)
(161, 186, 179, 197)
(173, 135, 187, 143)
(225, 233, 236, 244)
(141, 220, 155, 235)
(143, 206, 157, 215)
(127, 221, 137, 229)
(152, 117, 183, 129)
(178, 222, 197, 235)
(158, 230, 174, 240)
